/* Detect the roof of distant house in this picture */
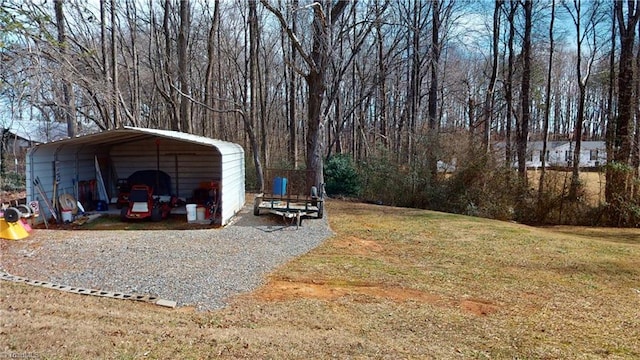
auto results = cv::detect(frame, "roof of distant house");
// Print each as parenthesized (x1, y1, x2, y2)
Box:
(2, 120, 69, 144)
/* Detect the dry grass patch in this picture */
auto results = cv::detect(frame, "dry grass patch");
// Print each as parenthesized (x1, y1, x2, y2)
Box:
(2, 199, 640, 359)
(528, 169, 607, 206)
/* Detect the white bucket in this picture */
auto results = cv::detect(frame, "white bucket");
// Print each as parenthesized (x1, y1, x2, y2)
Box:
(61, 210, 73, 223)
(196, 206, 206, 221)
(186, 204, 197, 223)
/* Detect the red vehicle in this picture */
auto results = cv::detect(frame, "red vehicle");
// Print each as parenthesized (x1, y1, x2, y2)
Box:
(120, 185, 172, 221)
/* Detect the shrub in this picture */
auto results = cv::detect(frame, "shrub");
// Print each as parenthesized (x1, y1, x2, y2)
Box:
(324, 154, 361, 197)
(1, 171, 26, 192)
(358, 150, 403, 205)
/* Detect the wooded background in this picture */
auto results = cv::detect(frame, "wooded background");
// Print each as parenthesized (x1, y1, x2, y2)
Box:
(1, 0, 640, 226)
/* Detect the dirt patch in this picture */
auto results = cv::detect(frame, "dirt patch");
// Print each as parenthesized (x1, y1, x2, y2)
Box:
(253, 279, 442, 304)
(253, 279, 499, 316)
(332, 236, 384, 254)
(460, 299, 499, 316)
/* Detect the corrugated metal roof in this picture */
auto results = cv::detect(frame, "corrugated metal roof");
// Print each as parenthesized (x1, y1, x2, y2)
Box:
(127, 127, 244, 156)
(32, 126, 244, 156)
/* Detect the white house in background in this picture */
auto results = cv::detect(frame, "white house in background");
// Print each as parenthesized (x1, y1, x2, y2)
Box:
(494, 140, 607, 169)
(552, 141, 607, 168)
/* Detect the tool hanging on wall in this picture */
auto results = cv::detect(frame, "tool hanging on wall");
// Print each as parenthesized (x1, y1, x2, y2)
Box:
(52, 161, 60, 216)
(33, 176, 58, 224)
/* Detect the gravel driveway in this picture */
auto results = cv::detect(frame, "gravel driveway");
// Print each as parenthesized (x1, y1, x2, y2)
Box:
(0, 203, 333, 311)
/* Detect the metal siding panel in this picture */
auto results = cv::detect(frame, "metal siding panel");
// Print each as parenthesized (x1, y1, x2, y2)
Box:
(110, 139, 222, 199)
(27, 150, 55, 217)
(220, 151, 245, 225)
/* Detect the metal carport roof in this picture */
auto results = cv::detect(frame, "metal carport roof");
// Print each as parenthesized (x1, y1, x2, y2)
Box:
(29, 126, 244, 155)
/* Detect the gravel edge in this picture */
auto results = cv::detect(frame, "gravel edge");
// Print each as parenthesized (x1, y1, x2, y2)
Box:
(0, 204, 333, 311)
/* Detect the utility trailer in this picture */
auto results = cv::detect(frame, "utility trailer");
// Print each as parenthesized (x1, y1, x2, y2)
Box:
(253, 169, 323, 227)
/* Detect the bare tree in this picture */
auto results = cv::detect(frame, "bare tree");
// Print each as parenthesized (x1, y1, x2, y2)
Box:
(504, 0, 518, 167)
(427, 0, 442, 177)
(516, 0, 532, 182)
(203, 1, 220, 138)
(249, 0, 265, 190)
(563, 0, 606, 199)
(99, 0, 111, 127)
(54, 0, 77, 137)
(122, 0, 141, 127)
(178, 0, 191, 133)
(481, 0, 502, 153)
(286, 0, 300, 168)
(261, 0, 350, 189)
(606, 0, 640, 225)
(538, 0, 556, 204)
(110, 0, 121, 129)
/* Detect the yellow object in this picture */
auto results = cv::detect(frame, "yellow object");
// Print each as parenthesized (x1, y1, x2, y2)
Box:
(0, 218, 30, 240)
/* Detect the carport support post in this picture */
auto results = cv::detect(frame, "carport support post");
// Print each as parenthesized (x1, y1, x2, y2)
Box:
(156, 139, 160, 194)
(174, 154, 179, 197)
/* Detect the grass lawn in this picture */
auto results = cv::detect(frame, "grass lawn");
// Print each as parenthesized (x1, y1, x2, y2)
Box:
(2, 199, 639, 359)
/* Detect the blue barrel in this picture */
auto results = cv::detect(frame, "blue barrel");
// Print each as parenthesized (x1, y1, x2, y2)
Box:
(273, 177, 287, 196)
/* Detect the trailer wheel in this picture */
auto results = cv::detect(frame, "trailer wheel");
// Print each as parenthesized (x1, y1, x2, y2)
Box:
(253, 198, 261, 216)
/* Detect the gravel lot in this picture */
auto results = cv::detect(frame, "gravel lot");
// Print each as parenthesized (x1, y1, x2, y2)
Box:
(0, 203, 333, 310)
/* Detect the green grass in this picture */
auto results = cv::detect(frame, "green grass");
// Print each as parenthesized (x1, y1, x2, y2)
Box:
(2, 199, 639, 359)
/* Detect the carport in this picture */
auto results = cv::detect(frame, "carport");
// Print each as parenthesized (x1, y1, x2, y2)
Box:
(26, 127, 245, 226)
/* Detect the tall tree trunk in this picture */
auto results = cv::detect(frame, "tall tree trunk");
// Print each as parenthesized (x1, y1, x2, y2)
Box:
(517, 0, 532, 183)
(249, 0, 265, 191)
(54, 0, 77, 137)
(259, 41, 268, 171)
(565, 0, 600, 200)
(569, 0, 584, 198)
(539, 0, 556, 206)
(99, 0, 111, 129)
(308, 2, 348, 188)
(125, 0, 140, 127)
(427, 0, 441, 177)
(570, 86, 585, 198)
(204, 1, 220, 138)
(605, 8, 616, 173)
(505, 1, 517, 167)
(110, 0, 120, 129)
(178, 0, 191, 133)
(375, 0, 387, 148)
(163, 0, 179, 131)
(607, 0, 640, 224)
(483, 0, 502, 153)
(407, 0, 421, 164)
(216, 8, 225, 139)
(633, 18, 640, 197)
(288, 0, 299, 168)
(261, 0, 348, 189)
